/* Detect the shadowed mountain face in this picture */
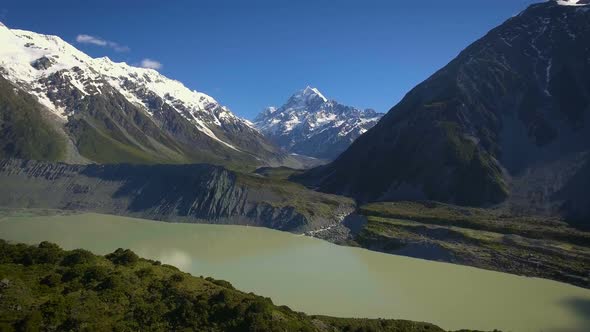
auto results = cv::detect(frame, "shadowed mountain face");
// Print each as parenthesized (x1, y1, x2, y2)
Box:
(297, 2, 590, 225)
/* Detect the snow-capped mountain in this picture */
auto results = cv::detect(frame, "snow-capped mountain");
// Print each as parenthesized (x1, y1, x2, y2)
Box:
(0, 21, 301, 168)
(255, 87, 383, 160)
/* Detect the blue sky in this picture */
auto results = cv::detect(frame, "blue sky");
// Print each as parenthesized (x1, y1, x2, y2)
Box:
(1, 0, 539, 119)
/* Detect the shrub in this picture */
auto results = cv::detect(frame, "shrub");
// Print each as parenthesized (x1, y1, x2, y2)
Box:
(170, 273, 184, 283)
(97, 275, 122, 291)
(40, 273, 61, 287)
(36, 242, 63, 264)
(106, 248, 139, 266)
(205, 277, 235, 290)
(17, 311, 43, 332)
(61, 266, 84, 282)
(135, 267, 153, 278)
(82, 265, 109, 284)
(61, 249, 95, 266)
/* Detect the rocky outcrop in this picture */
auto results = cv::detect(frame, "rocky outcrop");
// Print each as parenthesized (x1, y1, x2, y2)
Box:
(0, 159, 354, 232)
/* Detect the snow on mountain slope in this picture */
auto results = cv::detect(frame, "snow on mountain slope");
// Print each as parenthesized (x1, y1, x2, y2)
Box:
(555, 0, 589, 6)
(255, 87, 383, 160)
(0, 22, 254, 151)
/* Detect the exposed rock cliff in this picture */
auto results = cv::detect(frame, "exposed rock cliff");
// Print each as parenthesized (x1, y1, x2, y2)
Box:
(0, 159, 354, 232)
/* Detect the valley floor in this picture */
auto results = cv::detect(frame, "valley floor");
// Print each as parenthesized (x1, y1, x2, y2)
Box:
(4, 159, 587, 290)
(312, 201, 590, 289)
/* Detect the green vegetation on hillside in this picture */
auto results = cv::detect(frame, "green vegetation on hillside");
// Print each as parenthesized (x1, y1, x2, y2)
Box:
(0, 76, 66, 161)
(360, 201, 590, 245)
(69, 119, 169, 164)
(39, 77, 274, 170)
(254, 166, 304, 180)
(238, 172, 354, 222)
(0, 240, 475, 332)
(63, 89, 196, 166)
(356, 201, 590, 288)
(438, 122, 508, 206)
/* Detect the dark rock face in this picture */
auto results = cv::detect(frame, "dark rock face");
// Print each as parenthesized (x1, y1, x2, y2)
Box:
(0, 159, 350, 232)
(553, 156, 590, 229)
(297, 3, 590, 224)
(30, 56, 55, 70)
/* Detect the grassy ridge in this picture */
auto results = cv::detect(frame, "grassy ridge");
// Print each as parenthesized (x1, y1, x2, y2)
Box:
(356, 201, 590, 288)
(0, 76, 66, 162)
(71, 119, 169, 164)
(0, 240, 480, 332)
(238, 172, 355, 222)
(438, 121, 508, 206)
(360, 201, 590, 245)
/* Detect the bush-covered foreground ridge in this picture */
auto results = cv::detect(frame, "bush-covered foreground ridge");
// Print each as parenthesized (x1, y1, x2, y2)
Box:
(0, 240, 489, 332)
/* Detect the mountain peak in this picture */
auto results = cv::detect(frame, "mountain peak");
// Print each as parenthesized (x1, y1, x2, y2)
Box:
(303, 86, 327, 100)
(255, 87, 383, 160)
(291, 86, 328, 104)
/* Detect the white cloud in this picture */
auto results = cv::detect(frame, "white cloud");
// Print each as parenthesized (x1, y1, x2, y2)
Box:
(75, 34, 129, 52)
(140, 58, 162, 70)
(76, 34, 106, 46)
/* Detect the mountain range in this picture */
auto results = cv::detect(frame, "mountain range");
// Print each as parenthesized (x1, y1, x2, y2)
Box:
(255, 87, 383, 160)
(0, 22, 313, 170)
(1, 1, 590, 226)
(0, 0, 589, 291)
(297, 0, 590, 227)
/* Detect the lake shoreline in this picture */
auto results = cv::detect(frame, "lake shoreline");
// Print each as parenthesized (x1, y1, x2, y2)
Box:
(1, 210, 589, 332)
(2, 206, 589, 290)
(308, 206, 590, 290)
